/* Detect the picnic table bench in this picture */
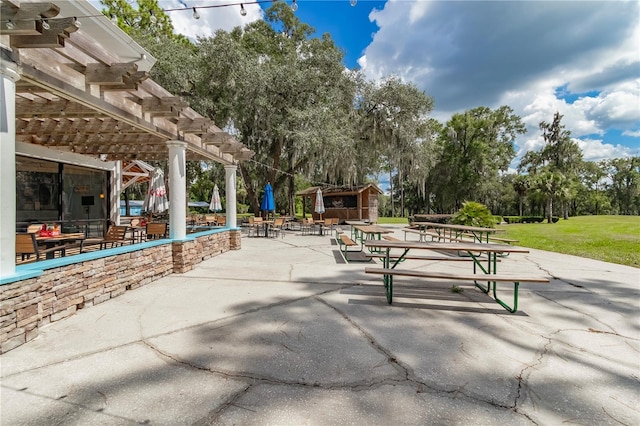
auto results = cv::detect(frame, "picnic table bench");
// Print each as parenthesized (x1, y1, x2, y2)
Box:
(403, 227, 466, 243)
(337, 233, 370, 262)
(363, 240, 549, 313)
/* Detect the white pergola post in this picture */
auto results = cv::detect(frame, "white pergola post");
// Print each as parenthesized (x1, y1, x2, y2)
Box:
(110, 161, 121, 225)
(225, 164, 238, 228)
(167, 141, 187, 239)
(0, 56, 20, 278)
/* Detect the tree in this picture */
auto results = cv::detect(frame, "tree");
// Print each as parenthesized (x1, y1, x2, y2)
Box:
(432, 106, 525, 212)
(534, 171, 569, 223)
(605, 157, 640, 215)
(355, 76, 435, 217)
(518, 112, 583, 220)
(512, 174, 530, 216)
(196, 3, 360, 215)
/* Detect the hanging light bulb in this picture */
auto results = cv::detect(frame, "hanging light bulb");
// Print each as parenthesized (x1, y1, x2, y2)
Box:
(192, 7, 200, 20)
(73, 16, 81, 28)
(149, 11, 157, 24)
(111, 14, 118, 24)
(6, 20, 14, 30)
(350, 0, 357, 6)
(240, 4, 247, 16)
(291, 0, 298, 12)
(41, 18, 50, 30)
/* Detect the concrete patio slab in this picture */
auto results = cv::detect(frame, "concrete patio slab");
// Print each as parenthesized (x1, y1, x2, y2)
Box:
(1, 226, 638, 425)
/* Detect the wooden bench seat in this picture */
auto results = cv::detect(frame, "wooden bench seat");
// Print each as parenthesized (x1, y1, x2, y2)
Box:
(403, 228, 466, 243)
(382, 235, 401, 242)
(365, 253, 474, 262)
(364, 267, 548, 313)
(337, 234, 370, 262)
(489, 236, 519, 244)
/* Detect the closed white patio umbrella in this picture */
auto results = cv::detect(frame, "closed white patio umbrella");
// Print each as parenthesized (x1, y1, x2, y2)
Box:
(143, 168, 169, 216)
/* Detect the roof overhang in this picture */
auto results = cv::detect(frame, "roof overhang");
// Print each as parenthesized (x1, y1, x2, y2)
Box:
(1, 0, 254, 165)
(297, 184, 384, 197)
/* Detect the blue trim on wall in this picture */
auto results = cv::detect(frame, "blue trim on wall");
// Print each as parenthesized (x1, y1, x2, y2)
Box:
(1, 228, 234, 286)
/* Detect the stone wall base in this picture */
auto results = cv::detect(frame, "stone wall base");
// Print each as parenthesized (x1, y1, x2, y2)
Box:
(0, 230, 240, 354)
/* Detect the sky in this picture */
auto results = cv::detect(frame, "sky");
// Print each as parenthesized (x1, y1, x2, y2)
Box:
(91, 0, 640, 169)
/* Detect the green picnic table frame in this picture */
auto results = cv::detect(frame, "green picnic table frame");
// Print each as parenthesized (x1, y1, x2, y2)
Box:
(364, 240, 537, 313)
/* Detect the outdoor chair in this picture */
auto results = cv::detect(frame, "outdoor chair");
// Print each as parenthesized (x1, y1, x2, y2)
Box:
(322, 218, 338, 235)
(146, 222, 168, 240)
(205, 215, 217, 226)
(269, 217, 285, 238)
(301, 218, 315, 236)
(82, 225, 129, 251)
(15, 233, 67, 262)
(216, 216, 226, 227)
(247, 216, 263, 237)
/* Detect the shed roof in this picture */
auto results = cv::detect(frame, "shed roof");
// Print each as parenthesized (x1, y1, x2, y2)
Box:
(2, 0, 253, 165)
(297, 183, 383, 197)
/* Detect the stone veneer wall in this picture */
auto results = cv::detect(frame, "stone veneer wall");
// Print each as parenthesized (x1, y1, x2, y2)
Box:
(0, 229, 241, 354)
(172, 230, 241, 273)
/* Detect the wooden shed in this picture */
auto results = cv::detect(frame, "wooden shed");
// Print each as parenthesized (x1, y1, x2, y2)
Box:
(297, 184, 383, 223)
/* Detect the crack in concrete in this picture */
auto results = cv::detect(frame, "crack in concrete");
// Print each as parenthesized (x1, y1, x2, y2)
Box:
(533, 292, 618, 333)
(315, 296, 535, 422)
(513, 334, 552, 425)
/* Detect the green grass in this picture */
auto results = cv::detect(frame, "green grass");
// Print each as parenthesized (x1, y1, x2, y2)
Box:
(379, 215, 639, 268)
(497, 216, 639, 268)
(378, 217, 411, 225)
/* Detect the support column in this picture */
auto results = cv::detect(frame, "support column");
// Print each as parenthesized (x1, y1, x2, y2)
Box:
(0, 53, 20, 278)
(225, 164, 238, 228)
(167, 141, 187, 239)
(110, 161, 121, 225)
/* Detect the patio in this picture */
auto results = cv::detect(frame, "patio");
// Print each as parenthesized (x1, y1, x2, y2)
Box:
(1, 226, 638, 425)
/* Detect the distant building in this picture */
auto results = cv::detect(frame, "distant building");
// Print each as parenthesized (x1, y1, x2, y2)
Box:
(297, 184, 383, 223)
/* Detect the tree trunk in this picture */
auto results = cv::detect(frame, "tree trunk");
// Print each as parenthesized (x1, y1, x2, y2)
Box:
(389, 169, 394, 217)
(239, 164, 260, 215)
(399, 169, 405, 217)
(518, 197, 523, 217)
(547, 197, 553, 223)
(288, 172, 295, 217)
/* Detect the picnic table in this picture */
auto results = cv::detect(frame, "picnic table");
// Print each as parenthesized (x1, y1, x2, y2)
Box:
(35, 232, 86, 259)
(353, 225, 393, 252)
(409, 221, 501, 243)
(363, 240, 549, 313)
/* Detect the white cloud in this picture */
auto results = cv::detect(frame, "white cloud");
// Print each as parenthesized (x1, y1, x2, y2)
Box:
(360, 0, 640, 161)
(169, 0, 263, 39)
(576, 138, 636, 162)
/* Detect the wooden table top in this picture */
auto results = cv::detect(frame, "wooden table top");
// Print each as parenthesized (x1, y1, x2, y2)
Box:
(411, 221, 501, 233)
(365, 240, 528, 253)
(35, 232, 85, 242)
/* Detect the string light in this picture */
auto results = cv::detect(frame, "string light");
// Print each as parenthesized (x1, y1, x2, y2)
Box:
(247, 158, 347, 190)
(1, 0, 363, 30)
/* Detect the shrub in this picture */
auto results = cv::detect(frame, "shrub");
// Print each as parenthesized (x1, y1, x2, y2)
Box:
(451, 201, 498, 228)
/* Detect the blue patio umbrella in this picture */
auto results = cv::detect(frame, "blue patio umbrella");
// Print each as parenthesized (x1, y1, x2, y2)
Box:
(260, 182, 275, 216)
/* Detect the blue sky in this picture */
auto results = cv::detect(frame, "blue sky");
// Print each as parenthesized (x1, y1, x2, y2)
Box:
(91, 1, 640, 169)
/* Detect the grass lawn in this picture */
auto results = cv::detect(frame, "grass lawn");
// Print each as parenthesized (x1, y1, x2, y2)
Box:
(497, 216, 639, 268)
(379, 215, 638, 268)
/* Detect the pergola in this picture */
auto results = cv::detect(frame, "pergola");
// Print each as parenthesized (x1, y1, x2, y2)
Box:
(0, 0, 253, 278)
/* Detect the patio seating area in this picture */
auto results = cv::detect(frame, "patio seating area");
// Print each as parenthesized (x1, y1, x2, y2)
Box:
(2, 225, 638, 425)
